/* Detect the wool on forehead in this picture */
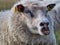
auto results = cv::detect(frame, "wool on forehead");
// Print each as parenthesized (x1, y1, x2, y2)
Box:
(11, 0, 48, 16)
(13, 0, 46, 8)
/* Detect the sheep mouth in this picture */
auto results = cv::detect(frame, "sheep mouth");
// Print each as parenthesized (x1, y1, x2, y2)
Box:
(41, 27, 50, 35)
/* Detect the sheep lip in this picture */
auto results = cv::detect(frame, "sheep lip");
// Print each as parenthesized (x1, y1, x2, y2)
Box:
(41, 28, 50, 35)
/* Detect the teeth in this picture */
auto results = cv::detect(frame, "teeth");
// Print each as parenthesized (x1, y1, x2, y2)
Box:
(44, 31, 50, 34)
(44, 31, 49, 32)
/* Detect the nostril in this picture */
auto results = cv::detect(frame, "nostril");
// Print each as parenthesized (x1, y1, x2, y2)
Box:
(40, 22, 44, 26)
(46, 22, 49, 26)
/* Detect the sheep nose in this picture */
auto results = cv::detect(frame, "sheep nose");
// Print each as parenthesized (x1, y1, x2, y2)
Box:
(40, 22, 49, 27)
(40, 22, 50, 35)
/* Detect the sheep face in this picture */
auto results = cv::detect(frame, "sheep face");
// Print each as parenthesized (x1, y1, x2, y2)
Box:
(11, 1, 55, 36)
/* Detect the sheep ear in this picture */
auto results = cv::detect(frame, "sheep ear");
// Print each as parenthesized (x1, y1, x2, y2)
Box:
(47, 4, 56, 11)
(14, 4, 25, 12)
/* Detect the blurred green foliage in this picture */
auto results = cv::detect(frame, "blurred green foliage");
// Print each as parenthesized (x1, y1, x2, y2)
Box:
(55, 31, 60, 45)
(0, 0, 19, 10)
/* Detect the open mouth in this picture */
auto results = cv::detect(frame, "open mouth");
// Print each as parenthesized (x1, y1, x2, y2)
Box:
(41, 27, 50, 35)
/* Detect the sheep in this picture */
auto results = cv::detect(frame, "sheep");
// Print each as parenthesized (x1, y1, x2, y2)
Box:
(0, 0, 57, 45)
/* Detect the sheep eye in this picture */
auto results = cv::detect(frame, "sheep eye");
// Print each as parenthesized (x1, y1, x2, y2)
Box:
(25, 10, 34, 18)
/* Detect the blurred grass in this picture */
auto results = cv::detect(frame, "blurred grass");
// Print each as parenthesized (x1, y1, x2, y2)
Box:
(0, 0, 19, 10)
(0, 0, 60, 45)
(55, 31, 60, 45)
